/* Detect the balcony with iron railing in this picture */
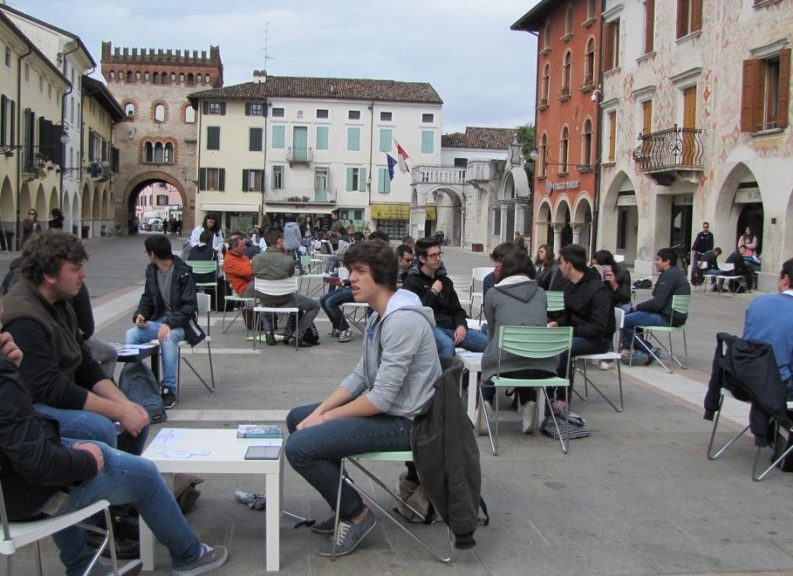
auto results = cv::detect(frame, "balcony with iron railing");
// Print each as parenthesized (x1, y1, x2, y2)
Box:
(266, 187, 336, 205)
(286, 146, 313, 167)
(633, 125, 705, 178)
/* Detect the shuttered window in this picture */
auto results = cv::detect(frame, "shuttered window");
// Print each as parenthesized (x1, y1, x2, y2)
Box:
(676, 0, 702, 39)
(347, 127, 361, 151)
(644, 0, 655, 53)
(206, 126, 220, 150)
(249, 128, 263, 152)
(741, 49, 790, 132)
(272, 125, 285, 149)
(316, 126, 329, 150)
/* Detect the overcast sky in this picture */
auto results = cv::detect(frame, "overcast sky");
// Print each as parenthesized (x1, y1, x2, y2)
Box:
(9, 0, 539, 134)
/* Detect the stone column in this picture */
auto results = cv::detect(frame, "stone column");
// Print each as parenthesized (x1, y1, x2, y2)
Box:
(571, 222, 583, 245)
(409, 206, 426, 240)
(552, 222, 565, 255)
(514, 203, 526, 235)
(499, 204, 509, 243)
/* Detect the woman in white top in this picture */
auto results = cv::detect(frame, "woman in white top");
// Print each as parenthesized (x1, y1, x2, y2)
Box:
(190, 213, 224, 252)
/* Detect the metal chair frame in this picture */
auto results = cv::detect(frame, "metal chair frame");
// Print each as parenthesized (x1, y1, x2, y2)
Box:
(176, 292, 215, 399)
(252, 277, 300, 350)
(574, 307, 626, 412)
(630, 294, 690, 373)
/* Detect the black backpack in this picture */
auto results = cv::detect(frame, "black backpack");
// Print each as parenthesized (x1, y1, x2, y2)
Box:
(118, 361, 167, 424)
(302, 322, 321, 345)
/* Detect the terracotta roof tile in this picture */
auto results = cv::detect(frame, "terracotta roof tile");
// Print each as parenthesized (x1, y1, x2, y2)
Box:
(441, 127, 516, 150)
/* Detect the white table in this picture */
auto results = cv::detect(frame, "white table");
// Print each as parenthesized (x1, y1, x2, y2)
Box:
(140, 428, 284, 572)
(455, 351, 482, 425)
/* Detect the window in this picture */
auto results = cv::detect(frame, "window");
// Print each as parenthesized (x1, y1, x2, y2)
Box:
(378, 168, 391, 194)
(242, 169, 264, 192)
(203, 101, 226, 115)
(559, 127, 569, 173)
(164, 142, 174, 163)
(604, 19, 620, 71)
(348, 110, 361, 120)
(741, 49, 790, 132)
(272, 125, 285, 149)
(199, 167, 225, 191)
(184, 106, 195, 123)
(543, 21, 551, 51)
(24, 64, 29, 82)
(154, 103, 166, 122)
(179, 73, 185, 83)
(541, 64, 550, 105)
(0, 95, 14, 147)
(676, 0, 702, 39)
(152, 72, 159, 84)
(47, 83, 52, 100)
(4, 45, 10, 68)
(644, 0, 655, 53)
(206, 126, 220, 150)
(154, 142, 164, 163)
(607, 111, 617, 161)
(379, 128, 392, 152)
(39, 75, 44, 93)
(272, 165, 284, 189)
(422, 113, 434, 123)
(249, 127, 263, 151)
(565, 4, 574, 36)
(272, 107, 285, 117)
(581, 119, 592, 167)
(587, 0, 596, 20)
(641, 100, 653, 135)
(538, 133, 548, 178)
(562, 51, 572, 93)
(380, 111, 392, 122)
(315, 167, 329, 192)
(584, 39, 595, 86)
(245, 102, 264, 116)
(316, 109, 329, 119)
(144, 142, 153, 163)
(347, 127, 361, 151)
(124, 103, 135, 119)
(316, 126, 329, 150)
(346, 167, 367, 192)
(156, 194, 168, 206)
(453, 158, 468, 168)
(421, 130, 434, 154)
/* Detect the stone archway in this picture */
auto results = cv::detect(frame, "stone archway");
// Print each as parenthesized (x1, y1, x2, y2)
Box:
(552, 196, 572, 256)
(600, 171, 639, 265)
(572, 193, 594, 256)
(122, 171, 188, 235)
(496, 167, 531, 249)
(0, 177, 13, 249)
(534, 199, 553, 253)
(409, 185, 462, 245)
(48, 187, 59, 225)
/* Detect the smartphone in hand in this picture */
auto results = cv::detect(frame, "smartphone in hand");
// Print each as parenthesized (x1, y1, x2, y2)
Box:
(601, 265, 612, 280)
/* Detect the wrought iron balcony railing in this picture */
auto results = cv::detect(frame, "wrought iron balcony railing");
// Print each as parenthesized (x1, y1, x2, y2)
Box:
(633, 125, 704, 172)
(286, 146, 313, 167)
(265, 187, 336, 204)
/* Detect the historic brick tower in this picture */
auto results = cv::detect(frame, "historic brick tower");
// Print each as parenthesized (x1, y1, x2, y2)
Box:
(100, 42, 223, 233)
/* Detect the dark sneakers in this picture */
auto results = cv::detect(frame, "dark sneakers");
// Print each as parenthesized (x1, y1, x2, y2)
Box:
(310, 513, 337, 535)
(161, 390, 177, 409)
(172, 543, 229, 576)
(317, 512, 377, 557)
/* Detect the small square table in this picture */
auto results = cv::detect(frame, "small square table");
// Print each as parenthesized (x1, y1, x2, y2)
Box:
(140, 428, 284, 572)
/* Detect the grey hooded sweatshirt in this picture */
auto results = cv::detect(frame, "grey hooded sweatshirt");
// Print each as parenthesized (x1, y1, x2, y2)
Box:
(340, 289, 441, 419)
(481, 276, 558, 382)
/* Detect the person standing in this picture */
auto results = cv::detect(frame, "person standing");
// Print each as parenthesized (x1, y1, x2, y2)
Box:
(189, 213, 224, 253)
(691, 222, 714, 281)
(22, 208, 42, 245)
(49, 208, 65, 229)
(283, 218, 304, 274)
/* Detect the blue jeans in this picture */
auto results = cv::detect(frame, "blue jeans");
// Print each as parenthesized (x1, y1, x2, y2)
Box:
(33, 403, 149, 455)
(125, 318, 185, 391)
(285, 402, 412, 520)
(320, 286, 353, 331)
(621, 311, 667, 352)
(54, 439, 202, 576)
(433, 326, 489, 358)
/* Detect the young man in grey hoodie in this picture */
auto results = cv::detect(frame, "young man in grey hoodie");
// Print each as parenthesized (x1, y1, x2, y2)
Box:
(285, 240, 441, 557)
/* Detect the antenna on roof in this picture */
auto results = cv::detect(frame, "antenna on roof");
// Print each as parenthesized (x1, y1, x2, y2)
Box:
(261, 22, 273, 74)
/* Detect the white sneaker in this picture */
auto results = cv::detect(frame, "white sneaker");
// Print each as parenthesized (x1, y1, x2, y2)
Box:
(338, 329, 352, 343)
(477, 400, 493, 436)
(599, 360, 615, 370)
(520, 401, 536, 434)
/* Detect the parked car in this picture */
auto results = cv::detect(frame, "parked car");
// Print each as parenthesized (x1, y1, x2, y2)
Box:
(145, 218, 163, 232)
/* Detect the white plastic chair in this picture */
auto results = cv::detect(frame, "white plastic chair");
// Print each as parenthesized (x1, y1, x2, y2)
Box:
(469, 267, 491, 318)
(253, 277, 300, 350)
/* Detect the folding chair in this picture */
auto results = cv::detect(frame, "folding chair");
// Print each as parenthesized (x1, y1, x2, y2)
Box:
(252, 277, 300, 350)
(469, 267, 491, 317)
(545, 290, 565, 314)
(221, 292, 256, 334)
(706, 333, 793, 481)
(184, 260, 218, 298)
(176, 292, 215, 398)
(479, 326, 573, 455)
(630, 294, 690, 373)
(447, 275, 472, 314)
(341, 302, 370, 334)
(573, 307, 625, 412)
(0, 475, 125, 576)
(714, 263, 749, 295)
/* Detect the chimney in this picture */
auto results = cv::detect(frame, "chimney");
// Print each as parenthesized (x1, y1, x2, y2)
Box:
(253, 69, 267, 84)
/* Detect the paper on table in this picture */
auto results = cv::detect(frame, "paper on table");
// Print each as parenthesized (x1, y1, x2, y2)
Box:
(151, 429, 183, 445)
(158, 450, 211, 459)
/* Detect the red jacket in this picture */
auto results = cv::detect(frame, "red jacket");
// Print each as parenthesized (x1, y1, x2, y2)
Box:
(224, 252, 252, 295)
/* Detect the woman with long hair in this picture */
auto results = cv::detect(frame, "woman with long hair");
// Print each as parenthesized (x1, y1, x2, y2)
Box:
(737, 226, 758, 257)
(534, 244, 558, 290)
(593, 249, 632, 313)
(189, 213, 224, 252)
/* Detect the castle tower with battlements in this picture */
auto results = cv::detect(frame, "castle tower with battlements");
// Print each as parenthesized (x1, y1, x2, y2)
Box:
(100, 41, 223, 232)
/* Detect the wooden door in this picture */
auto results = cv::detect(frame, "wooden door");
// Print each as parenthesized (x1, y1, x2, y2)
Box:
(682, 87, 697, 165)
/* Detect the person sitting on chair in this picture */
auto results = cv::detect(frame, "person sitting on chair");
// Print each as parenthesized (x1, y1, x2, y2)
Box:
(0, 326, 229, 576)
(716, 245, 753, 293)
(251, 227, 320, 347)
(285, 240, 440, 557)
(621, 247, 690, 365)
(126, 235, 198, 410)
(223, 232, 255, 297)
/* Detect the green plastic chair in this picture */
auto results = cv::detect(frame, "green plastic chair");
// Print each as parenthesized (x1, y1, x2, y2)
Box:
(185, 260, 218, 295)
(545, 290, 565, 313)
(479, 325, 573, 455)
(630, 294, 690, 373)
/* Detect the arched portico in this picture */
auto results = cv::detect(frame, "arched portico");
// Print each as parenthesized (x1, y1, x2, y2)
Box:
(572, 193, 594, 255)
(409, 184, 462, 244)
(599, 171, 639, 265)
(551, 196, 572, 256)
(495, 167, 531, 248)
(123, 171, 188, 235)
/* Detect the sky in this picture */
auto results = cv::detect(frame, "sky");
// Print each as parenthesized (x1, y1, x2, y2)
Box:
(8, 0, 540, 135)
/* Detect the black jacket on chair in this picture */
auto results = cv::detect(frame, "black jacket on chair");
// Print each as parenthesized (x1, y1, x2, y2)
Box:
(704, 332, 789, 446)
(411, 357, 482, 549)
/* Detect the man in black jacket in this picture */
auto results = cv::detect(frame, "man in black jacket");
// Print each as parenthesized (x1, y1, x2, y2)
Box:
(0, 330, 228, 576)
(690, 221, 714, 281)
(621, 247, 691, 364)
(126, 234, 198, 409)
(3, 231, 149, 455)
(548, 245, 615, 404)
(403, 238, 488, 357)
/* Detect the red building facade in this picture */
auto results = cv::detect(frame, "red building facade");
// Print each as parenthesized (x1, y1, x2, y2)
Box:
(513, 0, 602, 257)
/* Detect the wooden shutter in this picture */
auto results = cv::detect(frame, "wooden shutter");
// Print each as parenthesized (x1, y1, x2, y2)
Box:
(642, 100, 653, 134)
(9, 100, 15, 147)
(691, 0, 702, 33)
(199, 168, 206, 190)
(644, 0, 655, 53)
(0, 95, 6, 146)
(777, 48, 791, 130)
(242, 169, 249, 192)
(608, 111, 616, 161)
(219, 169, 225, 191)
(360, 168, 367, 192)
(202, 101, 209, 115)
(677, 0, 688, 38)
(219, 102, 226, 115)
(245, 103, 251, 116)
(741, 59, 759, 132)
(604, 23, 614, 70)
(346, 167, 353, 191)
(683, 87, 697, 129)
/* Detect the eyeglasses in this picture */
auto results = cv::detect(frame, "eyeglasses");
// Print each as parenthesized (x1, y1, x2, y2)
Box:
(426, 251, 443, 259)
(28, 212, 36, 216)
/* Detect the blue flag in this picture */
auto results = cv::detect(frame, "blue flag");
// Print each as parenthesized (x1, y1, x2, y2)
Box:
(386, 153, 397, 181)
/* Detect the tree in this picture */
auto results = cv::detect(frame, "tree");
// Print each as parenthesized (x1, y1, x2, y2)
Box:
(516, 124, 535, 179)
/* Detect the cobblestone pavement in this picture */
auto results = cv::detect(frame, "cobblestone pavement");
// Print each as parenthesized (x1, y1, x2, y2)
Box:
(2, 235, 792, 576)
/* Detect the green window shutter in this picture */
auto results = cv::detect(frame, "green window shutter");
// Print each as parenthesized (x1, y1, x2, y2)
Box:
(347, 127, 360, 151)
(421, 130, 434, 154)
(242, 169, 249, 191)
(379, 129, 392, 152)
(219, 169, 225, 191)
(199, 168, 206, 190)
(202, 101, 209, 115)
(359, 168, 367, 192)
(249, 128, 263, 151)
(378, 168, 391, 193)
(245, 103, 251, 116)
(220, 102, 226, 115)
(346, 167, 354, 191)
(207, 126, 220, 150)
(272, 125, 285, 149)
(316, 126, 329, 150)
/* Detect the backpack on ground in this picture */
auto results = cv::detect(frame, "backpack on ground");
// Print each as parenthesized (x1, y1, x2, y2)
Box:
(118, 361, 166, 424)
(302, 322, 321, 345)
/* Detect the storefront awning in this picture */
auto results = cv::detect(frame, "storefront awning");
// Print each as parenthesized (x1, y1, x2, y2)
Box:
(370, 203, 410, 220)
(200, 202, 260, 213)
